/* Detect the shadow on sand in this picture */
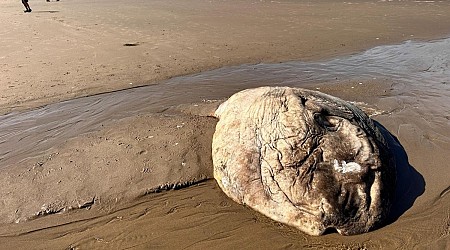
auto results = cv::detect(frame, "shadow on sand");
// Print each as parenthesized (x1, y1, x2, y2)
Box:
(375, 121, 426, 223)
(33, 10, 60, 13)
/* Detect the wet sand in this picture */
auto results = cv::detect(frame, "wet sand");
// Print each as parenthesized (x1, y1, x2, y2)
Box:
(0, 0, 450, 249)
(2, 0, 450, 114)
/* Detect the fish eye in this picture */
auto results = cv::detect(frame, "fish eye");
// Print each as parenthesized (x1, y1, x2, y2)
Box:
(314, 113, 340, 131)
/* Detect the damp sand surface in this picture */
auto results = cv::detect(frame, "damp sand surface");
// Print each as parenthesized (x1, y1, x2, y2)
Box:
(0, 0, 450, 249)
(2, 0, 450, 113)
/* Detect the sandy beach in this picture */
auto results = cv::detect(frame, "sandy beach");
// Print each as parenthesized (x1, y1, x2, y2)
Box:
(0, 0, 449, 249)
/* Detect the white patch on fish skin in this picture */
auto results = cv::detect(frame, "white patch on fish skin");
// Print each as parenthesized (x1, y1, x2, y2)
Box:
(334, 159, 362, 173)
(221, 176, 230, 188)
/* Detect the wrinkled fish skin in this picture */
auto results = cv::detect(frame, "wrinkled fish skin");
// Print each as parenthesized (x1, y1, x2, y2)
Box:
(212, 87, 396, 236)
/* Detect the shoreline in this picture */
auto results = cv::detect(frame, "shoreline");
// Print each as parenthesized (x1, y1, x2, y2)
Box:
(1, 34, 449, 117)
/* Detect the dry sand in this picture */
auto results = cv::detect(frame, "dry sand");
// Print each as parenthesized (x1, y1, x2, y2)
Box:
(0, 0, 449, 249)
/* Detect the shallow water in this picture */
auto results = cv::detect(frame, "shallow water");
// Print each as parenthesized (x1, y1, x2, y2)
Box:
(0, 38, 449, 167)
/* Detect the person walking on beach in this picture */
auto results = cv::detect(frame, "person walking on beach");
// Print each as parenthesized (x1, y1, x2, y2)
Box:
(22, 0, 32, 12)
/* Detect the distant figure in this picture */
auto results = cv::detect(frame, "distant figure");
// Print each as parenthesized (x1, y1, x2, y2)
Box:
(22, 0, 32, 12)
